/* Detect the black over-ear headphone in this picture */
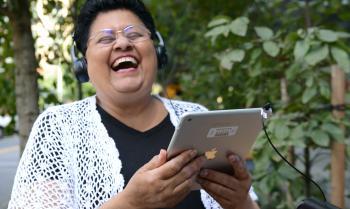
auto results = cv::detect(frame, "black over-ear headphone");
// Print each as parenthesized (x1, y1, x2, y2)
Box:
(70, 31, 168, 83)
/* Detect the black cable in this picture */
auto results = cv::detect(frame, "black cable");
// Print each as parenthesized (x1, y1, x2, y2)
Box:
(261, 117, 327, 202)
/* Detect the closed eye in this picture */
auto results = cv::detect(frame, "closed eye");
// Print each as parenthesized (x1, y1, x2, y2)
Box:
(97, 36, 116, 44)
(126, 32, 144, 41)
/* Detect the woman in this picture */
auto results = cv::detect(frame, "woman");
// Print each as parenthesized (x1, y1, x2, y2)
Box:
(9, 0, 260, 208)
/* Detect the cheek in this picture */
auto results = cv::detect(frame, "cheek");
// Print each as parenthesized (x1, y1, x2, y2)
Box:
(86, 50, 108, 75)
(85, 50, 111, 89)
(142, 46, 158, 70)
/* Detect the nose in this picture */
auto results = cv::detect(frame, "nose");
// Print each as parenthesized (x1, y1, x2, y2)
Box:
(112, 35, 132, 51)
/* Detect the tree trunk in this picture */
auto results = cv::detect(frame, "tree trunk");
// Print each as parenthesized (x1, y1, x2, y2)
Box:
(7, 0, 39, 153)
(330, 66, 345, 208)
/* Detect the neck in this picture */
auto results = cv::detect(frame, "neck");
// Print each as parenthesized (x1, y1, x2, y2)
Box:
(96, 92, 167, 132)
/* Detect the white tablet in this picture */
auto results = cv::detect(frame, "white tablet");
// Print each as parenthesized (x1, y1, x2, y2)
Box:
(167, 108, 264, 174)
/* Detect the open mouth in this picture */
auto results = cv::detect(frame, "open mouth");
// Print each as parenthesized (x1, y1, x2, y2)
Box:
(112, 56, 138, 72)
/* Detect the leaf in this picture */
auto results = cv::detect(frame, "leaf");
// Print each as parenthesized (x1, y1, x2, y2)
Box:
(302, 86, 317, 103)
(216, 49, 245, 70)
(305, 45, 329, 66)
(290, 126, 306, 148)
(331, 47, 350, 73)
(230, 17, 249, 37)
(205, 25, 230, 43)
(306, 76, 314, 87)
(319, 80, 330, 98)
(336, 31, 350, 39)
(310, 130, 330, 147)
(227, 49, 245, 62)
(249, 62, 262, 77)
(254, 27, 274, 41)
(208, 17, 230, 28)
(274, 122, 290, 141)
(321, 123, 344, 141)
(278, 165, 298, 180)
(294, 40, 310, 60)
(263, 41, 280, 57)
(286, 62, 302, 80)
(219, 55, 233, 70)
(317, 29, 338, 42)
(297, 29, 306, 38)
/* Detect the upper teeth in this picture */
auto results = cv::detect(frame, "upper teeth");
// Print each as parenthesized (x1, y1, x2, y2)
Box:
(113, 57, 137, 68)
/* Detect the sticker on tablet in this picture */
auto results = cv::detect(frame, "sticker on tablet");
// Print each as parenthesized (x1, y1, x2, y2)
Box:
(207, 126, 238, 138)
(205, 148, 218, 160)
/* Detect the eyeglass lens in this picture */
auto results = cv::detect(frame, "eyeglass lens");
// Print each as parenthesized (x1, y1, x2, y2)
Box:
(90, 25, 150, 47)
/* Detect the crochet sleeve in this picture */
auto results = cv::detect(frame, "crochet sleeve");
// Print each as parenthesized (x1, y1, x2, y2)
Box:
(8, 109, 76, 209)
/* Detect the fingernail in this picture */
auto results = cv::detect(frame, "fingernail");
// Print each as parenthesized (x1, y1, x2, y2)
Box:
(191, 150, 197, 157)
(200, 169, 208, 177)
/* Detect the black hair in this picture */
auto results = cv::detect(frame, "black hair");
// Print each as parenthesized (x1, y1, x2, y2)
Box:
(73, 0, 156, 55)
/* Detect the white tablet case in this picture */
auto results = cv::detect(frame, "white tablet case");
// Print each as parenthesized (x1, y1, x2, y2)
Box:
(167, 108, 263, 174)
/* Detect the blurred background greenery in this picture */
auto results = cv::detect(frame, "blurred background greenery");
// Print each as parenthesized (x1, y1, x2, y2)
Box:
(1, 0, 350, 208)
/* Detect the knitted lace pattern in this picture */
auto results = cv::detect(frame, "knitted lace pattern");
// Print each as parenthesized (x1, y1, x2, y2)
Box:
(8, 96, 255, 209)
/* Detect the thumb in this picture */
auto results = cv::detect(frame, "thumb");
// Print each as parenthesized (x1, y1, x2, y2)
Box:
(141, 149, 167, 171)
(156, 149, 167, 167)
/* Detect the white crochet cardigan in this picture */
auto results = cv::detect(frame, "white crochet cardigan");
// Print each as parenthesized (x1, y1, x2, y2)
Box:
(9, 96, 257, 209)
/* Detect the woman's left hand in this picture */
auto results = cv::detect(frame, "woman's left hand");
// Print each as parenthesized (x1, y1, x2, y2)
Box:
(197, 153, 254, 209)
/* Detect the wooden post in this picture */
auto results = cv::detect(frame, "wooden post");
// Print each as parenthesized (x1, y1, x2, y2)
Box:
(281, 78, 294, 207)
(330, 65, 345, 208)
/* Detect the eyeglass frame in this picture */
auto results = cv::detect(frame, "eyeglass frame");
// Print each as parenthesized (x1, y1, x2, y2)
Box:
(87, 24, 152, 48)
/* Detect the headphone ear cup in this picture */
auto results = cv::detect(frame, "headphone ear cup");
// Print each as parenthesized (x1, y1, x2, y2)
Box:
(156, 45, 168, 70)
(71, 44, 89, 83)
(154, 31, 168, 70)
(73, 58, 89, 83)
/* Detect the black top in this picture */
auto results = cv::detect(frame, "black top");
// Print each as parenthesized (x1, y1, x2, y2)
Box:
(97, 104, 205, 209)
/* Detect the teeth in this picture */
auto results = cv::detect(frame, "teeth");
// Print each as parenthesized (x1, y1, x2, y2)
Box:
(113, 57, 138, 68)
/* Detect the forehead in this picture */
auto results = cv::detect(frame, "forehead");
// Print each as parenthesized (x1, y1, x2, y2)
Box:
(89, 9, 144, 33)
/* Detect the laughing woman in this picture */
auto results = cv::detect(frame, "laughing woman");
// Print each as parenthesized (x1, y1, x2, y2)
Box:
(8, 0, 260, 209)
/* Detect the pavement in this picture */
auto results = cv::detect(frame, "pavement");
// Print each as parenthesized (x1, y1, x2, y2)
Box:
(0, 135, 19, 209)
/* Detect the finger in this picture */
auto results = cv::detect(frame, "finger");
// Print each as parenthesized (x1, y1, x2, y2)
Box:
(228, 154, 250, 180)
(141, 149, 166, 171)
(198, 169, 240, 191)
(172, 177, 194, 197)
(156, 149, 167, 167)
(156, 149, 197, 179)
(171, 156, 206, 187)
(198, 177, 236, 203)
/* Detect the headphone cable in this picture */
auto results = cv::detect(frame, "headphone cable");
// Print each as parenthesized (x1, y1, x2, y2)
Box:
(261, 117, 327, 202)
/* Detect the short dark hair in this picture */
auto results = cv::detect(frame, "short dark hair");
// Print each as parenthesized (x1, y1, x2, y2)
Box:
(73, 0, 156, 55)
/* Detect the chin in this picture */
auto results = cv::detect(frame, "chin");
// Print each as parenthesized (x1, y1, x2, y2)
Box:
(113, 83, 144, 94)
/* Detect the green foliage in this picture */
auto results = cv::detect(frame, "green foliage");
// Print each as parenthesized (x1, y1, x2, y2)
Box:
(0, 13, 16, 133)
(172, 0, 350, 208)
(1, 0, 349, 208)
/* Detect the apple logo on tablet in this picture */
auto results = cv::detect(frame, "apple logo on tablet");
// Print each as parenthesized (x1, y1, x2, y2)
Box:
(205, 148, 217, 160)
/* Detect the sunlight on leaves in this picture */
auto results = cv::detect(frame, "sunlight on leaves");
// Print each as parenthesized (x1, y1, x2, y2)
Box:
(305, 45, 329, 66)
(331, 47, 350, 73)
(230, 17, 249, 37)
(254, 26, 274, 41)
(263, 41, 280, 57)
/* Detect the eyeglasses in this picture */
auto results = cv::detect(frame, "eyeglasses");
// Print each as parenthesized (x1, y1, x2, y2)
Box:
(87, 25, 151, 47)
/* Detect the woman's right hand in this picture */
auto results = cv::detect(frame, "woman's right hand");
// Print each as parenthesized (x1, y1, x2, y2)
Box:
(120, 149, 206, 209)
